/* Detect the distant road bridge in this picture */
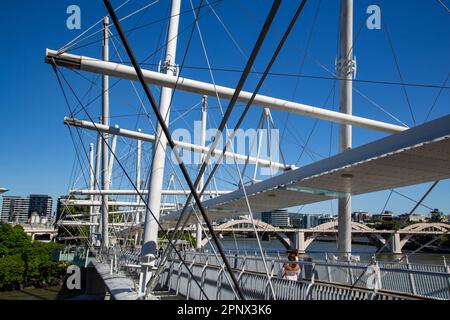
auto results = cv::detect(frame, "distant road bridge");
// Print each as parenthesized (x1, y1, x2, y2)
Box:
(189, 220, 450, 254)
(18, 224, 58, 242)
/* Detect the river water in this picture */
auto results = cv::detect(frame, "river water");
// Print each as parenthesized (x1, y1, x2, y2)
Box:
(212, 237, 450, 265)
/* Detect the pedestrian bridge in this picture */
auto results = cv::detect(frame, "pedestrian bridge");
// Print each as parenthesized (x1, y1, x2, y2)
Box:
(195, 220, 450, 254)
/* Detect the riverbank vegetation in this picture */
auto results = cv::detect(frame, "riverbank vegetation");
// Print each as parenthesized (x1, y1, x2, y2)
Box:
(0, 223, 67, 291)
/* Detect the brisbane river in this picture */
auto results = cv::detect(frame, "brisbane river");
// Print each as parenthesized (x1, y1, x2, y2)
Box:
(213, 237, 450, 265)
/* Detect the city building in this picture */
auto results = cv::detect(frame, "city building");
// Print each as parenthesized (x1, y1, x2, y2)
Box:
(372, 210, 394, 221)
(352, 211, 370, 223)
(318, 214, 336, 224)
(261, 209, 290, 228)
(1, 194, 54, 224)
(56, 195, 70, 220)
(29, 194, 53, 217)
(304, 214, 322, 228)
(398, 213, 426, 222)
(290, 213, 307, 228)
(1, 196, 30, 223)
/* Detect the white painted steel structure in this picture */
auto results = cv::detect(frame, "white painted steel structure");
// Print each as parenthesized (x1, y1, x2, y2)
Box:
(161, 115, 450, 226)
(337, 0, 354, 258)
(45, 49, 407, 134)
(69, 189, 231, 196)
(63, 117, 293, 170)
(101, 17, 110, 251)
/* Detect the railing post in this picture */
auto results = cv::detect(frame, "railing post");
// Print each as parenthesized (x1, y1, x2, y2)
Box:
(325, 253, 332, 282)
(199, 256, 209, 300)
(405, 256, 417, 295)
(348, 260, 354, 285)
(110, 258, 114, 275)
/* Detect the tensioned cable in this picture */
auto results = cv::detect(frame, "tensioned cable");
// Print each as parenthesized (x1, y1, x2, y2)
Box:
(76, 29, 239, 295)
(65, 0, 224, 54)
(160, 1, 309, 299)
(59, 0, 132, 52)
(294, 81, 337, 166)
(391, 190, 433, 211)
(379, 189, 393, 214)
(164, 1, 309, 267)
(351, 181, 443, 288)
(146, 0, 282, 293)
(164, 0, 305, 263)
(56, 66, 103, 248)
(71, 2, 164, 118)
(437, 0, 450, 12)
(106, 61, 450, 90)
(307, 54, 410, 128)
(424, 72, 450, 122)
(60, 0, 160, 53)
(52, 64, 211, 300)
(185, 0, 276, 299)
(70, 1, 219, 117)
(103, 0, 280, 300)
(280, 0, 322, 152)
(383, 20, 416, 126)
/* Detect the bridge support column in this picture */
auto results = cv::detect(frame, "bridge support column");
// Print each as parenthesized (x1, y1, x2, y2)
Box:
(391, 232, 402, 254)
(291, 231, 306, 254)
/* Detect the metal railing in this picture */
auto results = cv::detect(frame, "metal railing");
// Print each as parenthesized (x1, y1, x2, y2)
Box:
(157, 252, 416, 300)
(97, 248, 450, 300)
(164, 251, 450, 300)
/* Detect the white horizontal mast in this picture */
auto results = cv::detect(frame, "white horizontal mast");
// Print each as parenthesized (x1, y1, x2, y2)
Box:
(61, 199, 178, 208)
(47, 49, 407, 134)
(69, 189, 231, 196)
(64, 117, 291, 170)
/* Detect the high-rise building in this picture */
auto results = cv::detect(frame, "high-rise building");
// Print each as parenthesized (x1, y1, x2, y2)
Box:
(290, 213, 307, 228)
(29, 194, 53, 217)
(352, 211, 370, 223)
(56, 195, 70, 221)
(1, 194, 53, 224)
(304, 214, 322, 228)
(1, 196, 30, 223)
(261, 209, 290, 228)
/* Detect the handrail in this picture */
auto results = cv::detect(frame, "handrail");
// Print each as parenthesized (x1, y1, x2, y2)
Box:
(163, 255, 425, 300)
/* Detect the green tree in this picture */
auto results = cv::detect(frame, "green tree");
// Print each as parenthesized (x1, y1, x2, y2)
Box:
(0, 222, 65, 290)
(429, 209, 443, 223)
(0, 254, 25, 290)
(0, 224, 31, 257)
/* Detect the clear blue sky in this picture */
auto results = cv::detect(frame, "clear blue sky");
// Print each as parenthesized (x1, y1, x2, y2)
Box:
(0, 0, 449, 215)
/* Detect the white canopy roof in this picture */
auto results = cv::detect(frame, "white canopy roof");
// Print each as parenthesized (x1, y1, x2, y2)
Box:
(162, 115, 450, 226)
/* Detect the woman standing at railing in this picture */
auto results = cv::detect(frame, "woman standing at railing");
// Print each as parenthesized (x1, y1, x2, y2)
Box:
(279, 251, 302, 281)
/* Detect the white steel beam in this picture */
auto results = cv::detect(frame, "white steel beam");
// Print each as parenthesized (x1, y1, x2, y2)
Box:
(61, 200, 179, 209)
(46, 49, 407, 134)
(64, 117, 292, 170)
(69, 189, 232, 196)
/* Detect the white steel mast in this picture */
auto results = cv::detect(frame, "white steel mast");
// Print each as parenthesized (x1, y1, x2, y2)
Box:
(195, 96, 207, 250)
(140, 0, 181, 291)
(337, 0, 355, 259)
(101, 16, 110, 251)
